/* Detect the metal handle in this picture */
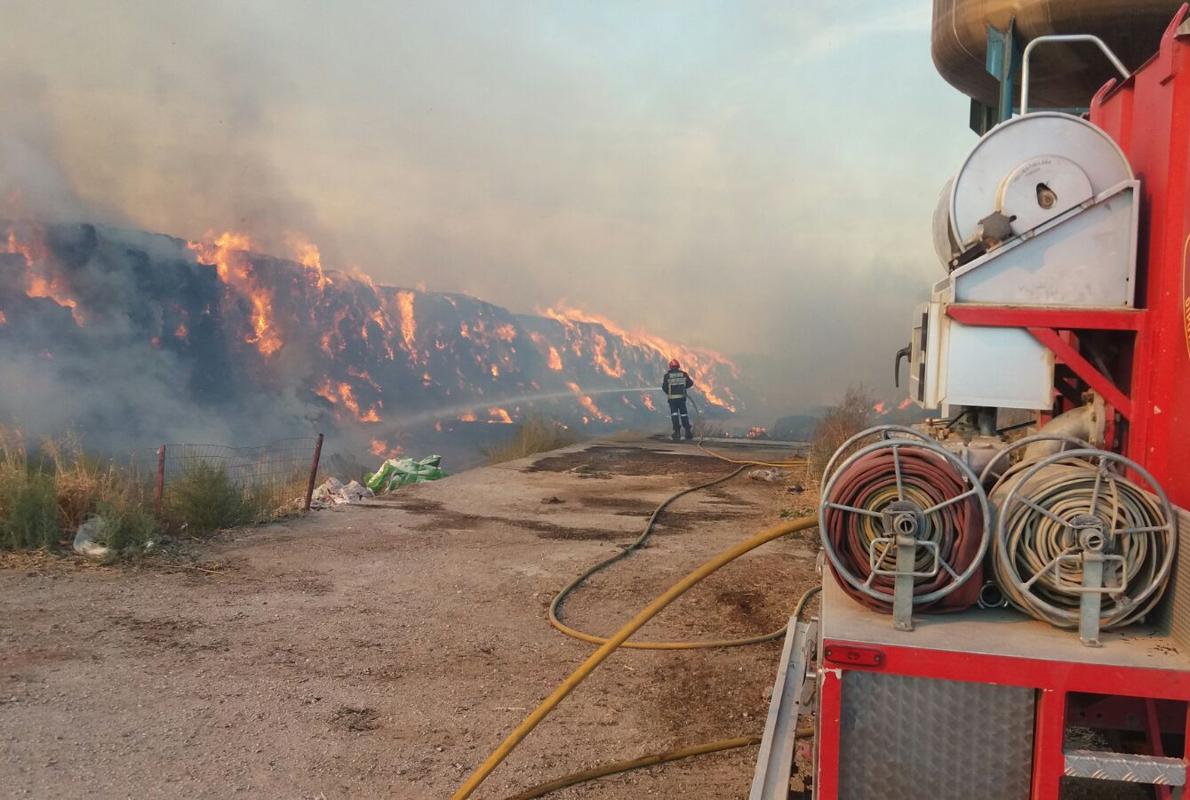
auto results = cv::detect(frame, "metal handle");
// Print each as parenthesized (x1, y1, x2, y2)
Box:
(1020, 34, 1130, 115)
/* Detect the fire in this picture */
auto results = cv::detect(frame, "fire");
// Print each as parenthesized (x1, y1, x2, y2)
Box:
(5, 225, 84, 326)
(490, 364, 500, 379)
(313, 377, 381, 423)
(394, 290, 418, 358)
(542, 304, 738, 412)
(872, 401, 888, 415)
(488, 407, 513, 424)
(494, 323, 517, 342)
(641, 393, 655, 411)
(287, 233, 330, 292)
(188, 231, 282, 357)
(529, 332, 564, 371)
(565, 381, 612, 423)
(590, 332, 623, 378)
(458, 411, 478, 422)
(370, 438, 402, 458)
(897, 397, 914, 410)
(0, 310, 6, 326)
(175, 322, 188, 339)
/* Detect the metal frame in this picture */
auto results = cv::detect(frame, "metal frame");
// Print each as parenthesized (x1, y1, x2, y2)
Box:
(1020, 34, 1130, 114)
(750, 619, 816, 800)
(815, 640, 1190, 799)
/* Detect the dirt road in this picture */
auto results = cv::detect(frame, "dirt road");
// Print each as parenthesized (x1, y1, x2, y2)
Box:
(0, 439, 819, 799)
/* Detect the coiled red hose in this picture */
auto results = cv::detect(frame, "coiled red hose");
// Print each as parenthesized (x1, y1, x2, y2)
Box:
(823, 449, 984, 612)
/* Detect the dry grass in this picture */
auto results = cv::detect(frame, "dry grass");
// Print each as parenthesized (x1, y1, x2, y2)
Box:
(0, 428, 157, 555)
(483, 415, 581, 464)
(808, 385, 876, 478)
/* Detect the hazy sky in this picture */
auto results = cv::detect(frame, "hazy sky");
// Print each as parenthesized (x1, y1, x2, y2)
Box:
(0, 1, 973, 410)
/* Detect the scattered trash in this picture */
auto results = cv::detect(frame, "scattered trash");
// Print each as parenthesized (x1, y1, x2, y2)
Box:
(748, 468, 788, 482)
(310, 477, 375, 509)
(365, 455, 447, 494)
(73, 517, 113, 560)
(541, 496, 565, 505)
(785, 483, 806, 494)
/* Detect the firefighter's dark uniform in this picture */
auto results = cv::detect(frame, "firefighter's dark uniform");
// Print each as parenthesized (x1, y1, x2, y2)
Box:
(662, 368, 694, 440)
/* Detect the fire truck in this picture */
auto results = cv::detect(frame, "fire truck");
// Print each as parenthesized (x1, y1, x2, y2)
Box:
(752, 3, 1190, 799)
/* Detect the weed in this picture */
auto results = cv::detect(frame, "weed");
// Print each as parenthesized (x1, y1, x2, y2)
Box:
(166, 462, 272, 534)
(483, 415, 580, 464)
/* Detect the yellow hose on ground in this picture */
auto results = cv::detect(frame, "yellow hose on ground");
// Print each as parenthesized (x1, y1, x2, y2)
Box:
(451, 514, 818, 800)
(549, 464, 793, 649)
(499, 727, 816, 800)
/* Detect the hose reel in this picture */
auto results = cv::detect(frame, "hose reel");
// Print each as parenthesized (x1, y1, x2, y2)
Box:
(987, 442, 1177, 647)
(819, 426, 991, 631)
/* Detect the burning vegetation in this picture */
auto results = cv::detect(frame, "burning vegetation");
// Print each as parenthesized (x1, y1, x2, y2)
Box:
(0, 221, 746, 462)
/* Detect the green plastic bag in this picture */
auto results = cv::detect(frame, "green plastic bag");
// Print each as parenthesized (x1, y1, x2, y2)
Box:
(365, 455, 447, 494)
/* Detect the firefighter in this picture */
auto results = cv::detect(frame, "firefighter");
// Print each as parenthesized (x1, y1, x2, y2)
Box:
(662, 358, 694, 441)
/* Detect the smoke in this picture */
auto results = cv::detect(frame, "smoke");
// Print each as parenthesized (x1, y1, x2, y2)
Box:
(0, 1, 973, 424)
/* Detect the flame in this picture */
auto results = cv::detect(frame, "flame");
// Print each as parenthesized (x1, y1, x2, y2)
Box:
(872, 401, 888, 415)
(590, 332, 623, 378)
(529, 332, 564, 371)
(566, 381, 612, 423)
(458, 411, 478, 422)
(641, 393, 655, 411)
(175, 322, 188, 339)
(370, 438, 402, 458)
(494, 323, 516, 342)
(394, 290, 418, 358)
(188, 231, 282, 357)
(313, 378, 381, 423)
(287, 233, 330, 292)
(5, 225, 84, 326)
(897, 397, 914, 410)
(0, 310, 6, 326)
(542, 304, 738, 412)
(488, 407, 513, 424)
(490, 364, 500, 379)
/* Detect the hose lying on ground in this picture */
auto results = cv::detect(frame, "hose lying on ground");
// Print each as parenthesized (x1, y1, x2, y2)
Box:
(451, 514, 820, 800)
(549, 464, 795, 649)
(500, 726, 816, 800)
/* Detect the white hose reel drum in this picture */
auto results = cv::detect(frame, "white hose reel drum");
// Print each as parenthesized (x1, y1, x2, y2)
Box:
(933, 112, 1135, 266)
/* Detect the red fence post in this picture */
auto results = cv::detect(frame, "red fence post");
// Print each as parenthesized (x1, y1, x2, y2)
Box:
(304, 434, 324, 512)
(155, 445, 166, 515)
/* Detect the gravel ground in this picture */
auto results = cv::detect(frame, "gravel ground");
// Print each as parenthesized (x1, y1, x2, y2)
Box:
(0, 439, 818, 799)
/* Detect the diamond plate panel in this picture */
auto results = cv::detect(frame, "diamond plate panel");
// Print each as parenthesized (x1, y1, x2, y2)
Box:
(1064, 749, 1187, 785)
(1155, 509, 1190, 648)
(838, 671, 1034, 800)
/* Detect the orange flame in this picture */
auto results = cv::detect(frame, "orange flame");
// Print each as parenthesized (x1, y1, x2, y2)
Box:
(188, 231, 282, 357)
(458, 411, 478, 422)
(6, 226, 84, 326)
(175, 323, 188, 339)
(529, 332, 564, 371)
(287, 233, 330, 292)
(897, 397, 914, 410)
(394, 290, 418, 359)
(0, 310, 6, 326)
(565, 381, 612, 423)
(543, 304, 737, 412)
(872, 401, 888, 415)
(488, 407, 513, 424)
(641, 393, 655, 411)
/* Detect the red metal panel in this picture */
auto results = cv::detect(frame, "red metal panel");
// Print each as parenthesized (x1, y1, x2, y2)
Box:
(816, 667, 843, 800)
(817, 638, 1190, 800)
(1027, 327, 1135, 418)
(946, 304, 1147, 331)
(1091, 6, 1190, 508)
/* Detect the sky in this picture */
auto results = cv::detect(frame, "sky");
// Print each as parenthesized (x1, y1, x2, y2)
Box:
(0, 0, 974, 413)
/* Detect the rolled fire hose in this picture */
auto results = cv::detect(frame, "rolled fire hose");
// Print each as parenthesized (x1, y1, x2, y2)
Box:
(819, 428, 989, 612)
(989, 446, 1176, 630)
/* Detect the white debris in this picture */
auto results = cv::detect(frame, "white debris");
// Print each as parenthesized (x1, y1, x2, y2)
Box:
(747, 468, 788, 483)
(310, 477, 374, 509)
(73, 517, 113, 559)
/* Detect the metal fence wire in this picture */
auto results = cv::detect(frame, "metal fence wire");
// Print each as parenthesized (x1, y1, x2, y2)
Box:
(153, 435, 323, 516)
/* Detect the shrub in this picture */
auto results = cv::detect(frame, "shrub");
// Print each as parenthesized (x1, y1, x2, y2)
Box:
(483, 415, 580, 464)
(809, 385, 876, 477)
(166, 462, 271, 534)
